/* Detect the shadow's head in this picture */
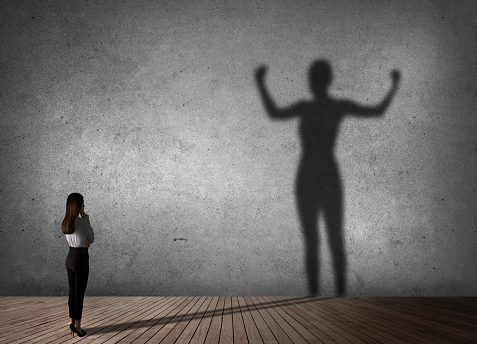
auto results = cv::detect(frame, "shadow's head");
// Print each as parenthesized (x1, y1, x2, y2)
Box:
(309, 60, 332, 96)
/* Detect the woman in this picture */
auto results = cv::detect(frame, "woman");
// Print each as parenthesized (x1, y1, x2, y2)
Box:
(61, 193, 94, 337)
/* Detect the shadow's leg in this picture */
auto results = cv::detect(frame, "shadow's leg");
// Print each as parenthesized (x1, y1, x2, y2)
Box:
(323, 175, 346, 296)
(297, 195, 319, 296)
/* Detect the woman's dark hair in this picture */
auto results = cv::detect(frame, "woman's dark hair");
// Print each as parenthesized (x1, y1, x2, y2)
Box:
(61, 193, 83, 234)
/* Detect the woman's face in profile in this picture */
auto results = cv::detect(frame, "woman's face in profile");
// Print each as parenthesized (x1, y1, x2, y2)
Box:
(80, 202, 84, 214)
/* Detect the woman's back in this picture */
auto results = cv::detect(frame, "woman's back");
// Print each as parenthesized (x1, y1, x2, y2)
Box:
(65, 217, 94, 248)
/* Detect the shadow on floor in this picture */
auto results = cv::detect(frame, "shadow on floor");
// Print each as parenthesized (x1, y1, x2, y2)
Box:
(82, 296, 335, 335)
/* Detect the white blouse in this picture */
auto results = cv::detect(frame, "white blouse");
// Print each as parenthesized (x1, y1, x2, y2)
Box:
(65, 216, 95, 248)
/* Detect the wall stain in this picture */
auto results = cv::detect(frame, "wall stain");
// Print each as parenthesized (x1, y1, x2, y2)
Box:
(173, 237, 187, 241)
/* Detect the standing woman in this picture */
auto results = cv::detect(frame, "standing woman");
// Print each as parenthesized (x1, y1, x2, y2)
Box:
(61, 193, 94, 337)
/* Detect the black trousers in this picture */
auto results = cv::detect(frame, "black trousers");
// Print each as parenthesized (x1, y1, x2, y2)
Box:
(65, 247, 89, 320)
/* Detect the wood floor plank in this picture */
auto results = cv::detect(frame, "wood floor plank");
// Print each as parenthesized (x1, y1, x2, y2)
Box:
(237, 296, 263, 344)
(91, 296, 174, 344)
(204, 296, 224, 344)
(219, 297, 234, 344)
(250, 296, 300, 344)
(302, 298, 384, 343)
(258, 297, 312, 344)
(231, 297, 248, 344)
(2, 298, 64, 323)
(0, 297, 66, 334)
(82, 297, 168, 344)
(1, 297, 477, 344)
(322, 298, 417, 344)
(0, 297, 93, 343)
(140, 296, 202, 343)
(267, 297, 335, 344)
(130, 296, 198, 344)
(309, 298, 405, 344)
(243, 296, 279, 344)
(363, 297, 477, 332)
(160, 296, 208, 344)
(42, 297, 158, 344)
(174, 296, 213, 344)
(114, 296, 183, 344)
(189, 296, 219, 344)
(339, 297, 472, 344)
(9, 296, 140, 344)
(275, 297, 355, 344)
(49, 297, 158, 344)
(338, 297, 448, 344)
(264, 296, 322, 344)
(296, 298, 385, 344)
(330, 298, 422, 343)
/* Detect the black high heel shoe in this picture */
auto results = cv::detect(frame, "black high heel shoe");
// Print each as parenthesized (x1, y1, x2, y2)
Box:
(70, 323, 85, 337)
(70, 323, 86, 335)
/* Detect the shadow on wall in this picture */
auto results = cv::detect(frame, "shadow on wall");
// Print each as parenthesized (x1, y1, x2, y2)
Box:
(255, 60, 400, 295)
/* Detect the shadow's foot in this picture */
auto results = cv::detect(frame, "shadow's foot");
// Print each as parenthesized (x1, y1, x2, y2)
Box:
(308, 284, 318, 296)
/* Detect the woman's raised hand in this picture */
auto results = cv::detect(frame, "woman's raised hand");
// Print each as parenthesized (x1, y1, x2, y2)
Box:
(80, 211, 90, 226)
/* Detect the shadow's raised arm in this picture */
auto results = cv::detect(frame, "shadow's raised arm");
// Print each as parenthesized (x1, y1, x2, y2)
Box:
(255, 66, 301, 120)
(345, 70, 401, 117)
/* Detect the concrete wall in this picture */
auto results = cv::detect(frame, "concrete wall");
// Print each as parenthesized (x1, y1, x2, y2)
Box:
(1, 0, 476, 296)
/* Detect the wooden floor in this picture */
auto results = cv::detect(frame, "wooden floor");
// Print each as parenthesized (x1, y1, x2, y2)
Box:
(1, 297, 476, 343)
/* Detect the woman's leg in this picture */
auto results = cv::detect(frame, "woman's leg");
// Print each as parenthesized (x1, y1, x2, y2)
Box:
(73, 255, 89, 329)
(66, 268, 76, 320)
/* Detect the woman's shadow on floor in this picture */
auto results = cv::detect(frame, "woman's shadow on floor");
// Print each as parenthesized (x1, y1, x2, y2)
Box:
(255, 60, 400, 295)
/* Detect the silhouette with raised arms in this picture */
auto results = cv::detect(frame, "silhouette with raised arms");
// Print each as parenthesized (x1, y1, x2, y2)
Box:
(255, 60, 400, 295)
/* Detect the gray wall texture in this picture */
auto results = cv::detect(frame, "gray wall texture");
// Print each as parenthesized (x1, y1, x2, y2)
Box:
(1, 0, 476, 296)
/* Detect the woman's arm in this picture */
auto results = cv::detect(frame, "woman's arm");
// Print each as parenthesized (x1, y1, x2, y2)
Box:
(345, 70, 401, 117)
(255, 66, 301, 119)
(80, 212, 94, 244)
